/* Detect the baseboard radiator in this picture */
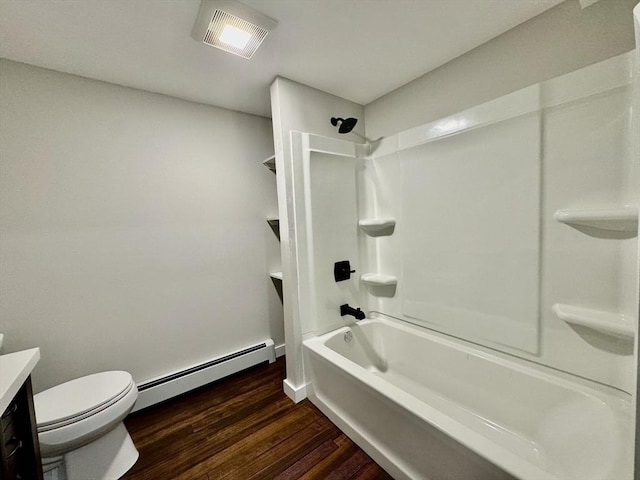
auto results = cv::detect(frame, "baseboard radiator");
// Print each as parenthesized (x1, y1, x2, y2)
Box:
(132, 339, 275, 412)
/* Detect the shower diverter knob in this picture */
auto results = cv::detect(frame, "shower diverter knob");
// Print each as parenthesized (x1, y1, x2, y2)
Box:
(334, 260, 356, 282)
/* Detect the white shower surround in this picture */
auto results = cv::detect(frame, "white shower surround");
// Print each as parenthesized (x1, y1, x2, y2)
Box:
(364, 51, 637, 392)
(290, 49, 638, 479)
(294, 50, 637, 388)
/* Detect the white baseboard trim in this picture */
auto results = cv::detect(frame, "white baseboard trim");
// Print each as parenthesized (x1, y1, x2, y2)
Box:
(275, 343, 286, 358)
(133, 339, 275, 412)
(283, 378, 307, 403)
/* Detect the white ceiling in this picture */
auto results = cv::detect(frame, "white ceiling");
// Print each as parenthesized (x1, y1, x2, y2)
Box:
(0, 0, 564, 118)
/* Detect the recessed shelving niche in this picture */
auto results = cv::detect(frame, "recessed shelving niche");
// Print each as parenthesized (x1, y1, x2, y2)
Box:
(262, 155, 276, 173)
(554, 207, 638, 233)
(263, 153, 282, 290)
(269, 271, 283, 281)
(358, 218, 396, 236)
(552, 303, 634, 341)
(267, 217, 280, 240)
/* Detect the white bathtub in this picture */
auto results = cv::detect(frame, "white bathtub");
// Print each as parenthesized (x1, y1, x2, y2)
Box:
(303, 315, 632, 480)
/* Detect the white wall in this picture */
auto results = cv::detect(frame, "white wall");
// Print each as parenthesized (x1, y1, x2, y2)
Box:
(270, 77, 364, 396)
(365, 0, 638, 139)
(0, 59, 282, 393)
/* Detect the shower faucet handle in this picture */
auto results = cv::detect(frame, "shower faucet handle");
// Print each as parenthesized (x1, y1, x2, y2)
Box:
(334, 260, 356, 282)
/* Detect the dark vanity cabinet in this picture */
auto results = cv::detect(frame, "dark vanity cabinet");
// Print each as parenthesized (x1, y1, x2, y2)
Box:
(0, 377, 43, 480)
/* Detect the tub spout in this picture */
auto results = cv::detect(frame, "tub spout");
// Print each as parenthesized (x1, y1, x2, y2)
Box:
(340, 304, 366, 320)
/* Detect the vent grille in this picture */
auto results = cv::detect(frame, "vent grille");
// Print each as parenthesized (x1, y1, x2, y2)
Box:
(202, 9, 269, 59)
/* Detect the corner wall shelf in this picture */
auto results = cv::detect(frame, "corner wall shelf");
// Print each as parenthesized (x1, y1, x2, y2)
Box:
(358, 218, 396, 236)
(262, 155, 276, 173)
(552, 303, 634, 341)
(269, 271, 283, 281)
(554, 207, 638, 233)
(360, 273, 398, 287)
(267, 217, 280, 240)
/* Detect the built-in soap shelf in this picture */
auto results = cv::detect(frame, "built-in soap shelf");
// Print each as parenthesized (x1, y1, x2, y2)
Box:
(552, 303, 634, 341)
(262, 154, 276, 173)
(360, 273, 398, 287)
(358, 218, 396, 236)
(269, 271, 283, 281)
(554, 207, 638, 233)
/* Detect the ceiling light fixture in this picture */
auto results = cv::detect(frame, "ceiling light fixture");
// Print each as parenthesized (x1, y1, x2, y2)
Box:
(219, 24, 252, 49)
(192, 0, 278, 59)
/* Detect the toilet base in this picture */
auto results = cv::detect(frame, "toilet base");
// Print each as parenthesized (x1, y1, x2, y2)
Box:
(43, 423, 139, 480)
(42, 456, 66, 480)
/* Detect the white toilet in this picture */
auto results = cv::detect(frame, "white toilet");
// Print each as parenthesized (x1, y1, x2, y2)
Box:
(34, 371, 139, 480)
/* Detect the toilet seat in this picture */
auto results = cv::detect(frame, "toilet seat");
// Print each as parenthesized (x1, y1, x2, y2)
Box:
(35, 371, 134, 432)
(35, 372, 138, 458)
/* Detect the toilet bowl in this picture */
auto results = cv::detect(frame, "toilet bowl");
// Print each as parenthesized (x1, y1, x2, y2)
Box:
(34, 371, 139, 480)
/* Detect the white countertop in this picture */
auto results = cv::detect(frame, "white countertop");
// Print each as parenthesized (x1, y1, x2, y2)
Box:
(0, 348, 40, 413)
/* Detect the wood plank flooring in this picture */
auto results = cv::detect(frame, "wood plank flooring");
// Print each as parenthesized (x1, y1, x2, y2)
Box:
(123, 358, 393, 480)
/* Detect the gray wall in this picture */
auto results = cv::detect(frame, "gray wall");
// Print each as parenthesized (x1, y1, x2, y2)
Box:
(365, 0, 637, 138)
(0, 60, 282, 392)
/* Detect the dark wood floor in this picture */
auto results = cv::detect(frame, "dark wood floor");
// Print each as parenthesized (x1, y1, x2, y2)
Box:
(123, 357, 393, 480)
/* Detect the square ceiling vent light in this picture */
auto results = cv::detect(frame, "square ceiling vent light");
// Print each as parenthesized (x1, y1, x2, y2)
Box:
(192, 0, 277, 59)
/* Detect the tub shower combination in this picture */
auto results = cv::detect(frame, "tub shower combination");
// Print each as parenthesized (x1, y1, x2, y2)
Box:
(282, 49, 639, 480)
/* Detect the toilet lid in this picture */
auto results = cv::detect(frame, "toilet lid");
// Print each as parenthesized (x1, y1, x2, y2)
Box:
(35, 371, 134, 429)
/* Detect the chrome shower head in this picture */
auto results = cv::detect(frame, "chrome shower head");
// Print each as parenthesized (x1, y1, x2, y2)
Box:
(331, 117, 358, 134)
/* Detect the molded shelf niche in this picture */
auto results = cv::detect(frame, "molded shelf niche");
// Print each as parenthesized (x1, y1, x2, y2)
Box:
(269, 271, 283, 281)
(358, 218, 396, 236)
(554, 207, 638, 233)
(552, 303, 634, 341)
(262, 155, 276, 173)
(360, 273, 398, 287)
(361, 273, 397, 298)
